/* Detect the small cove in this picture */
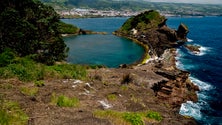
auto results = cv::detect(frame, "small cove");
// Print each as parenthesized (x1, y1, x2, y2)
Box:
(62, 17, 144, 67)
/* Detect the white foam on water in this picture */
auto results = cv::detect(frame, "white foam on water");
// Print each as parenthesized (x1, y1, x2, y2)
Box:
(179, 101, 202, 120)
(187, 38, 194, 42)
(196, 46, 211, 56)
(179, 76, 215, 122)
(190, 76, 214, 91)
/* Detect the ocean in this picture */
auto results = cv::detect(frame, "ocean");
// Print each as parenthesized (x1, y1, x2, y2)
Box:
(62, 16, 222, 124)
(167, 16, 222, 125)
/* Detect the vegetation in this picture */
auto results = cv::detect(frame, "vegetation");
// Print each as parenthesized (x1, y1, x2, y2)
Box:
(146, 111, 162, 121)
(0, 98, 29, 125)
(94, 110, 162, 125)
(20, 87, 39, 96)
(107, 94, 117, 101)
(58, 21, 79, 34)
(0, 50, 87, 82)
(123, 113, 144, 125)
(51, 93, 79, 107)
(41, 0, 222, 16)
(34, 80, 45, 87)
(120, 10, 165, 33)
(0, 0, 81, 65)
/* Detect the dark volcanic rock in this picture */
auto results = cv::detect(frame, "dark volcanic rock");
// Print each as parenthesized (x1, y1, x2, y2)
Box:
(114, 10, 189, 57)
(114, 10, 199, 124)
(184, 44, 201, 54)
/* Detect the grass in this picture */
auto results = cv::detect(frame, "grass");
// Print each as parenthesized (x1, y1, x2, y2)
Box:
(107, 94, 117, 101)
(51, 93, 79, 107)
(34, 80, 45, 87)
(0, 51, 87, 82)
(123, 113, 144, 125)
(46, 64, 87, 80)
(94, 110, 162, 125)
(0, 98, 29, 125)
(146, 111, 162, 121)
(20, 87, 38, 96)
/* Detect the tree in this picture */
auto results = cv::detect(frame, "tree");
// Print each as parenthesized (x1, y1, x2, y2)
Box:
(0, 0, 67, 65)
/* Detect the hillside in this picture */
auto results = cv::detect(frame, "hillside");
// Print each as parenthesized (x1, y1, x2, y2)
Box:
(41, 0, 222, 16)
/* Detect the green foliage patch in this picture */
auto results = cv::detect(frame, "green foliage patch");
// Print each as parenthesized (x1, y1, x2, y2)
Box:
(0, 0, 70, 65)
(123, 113, 144, 125)
(146, 111, 162, 121)
(94, 110, 162, 125)
(51, 93, 79, 107)
(0, 98, 29, 125)
(0, 50, 87, 82)
(120, 10, 165, 33)
(20, 87, 39, 96)
(58, 21, 79, 34)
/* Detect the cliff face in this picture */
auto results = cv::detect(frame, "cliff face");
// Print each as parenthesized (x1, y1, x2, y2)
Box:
(114, 10, 189, 57)
(114, 10, 199, 121)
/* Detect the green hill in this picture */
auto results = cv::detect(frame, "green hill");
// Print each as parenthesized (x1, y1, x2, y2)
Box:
(41, 0, 222, 16)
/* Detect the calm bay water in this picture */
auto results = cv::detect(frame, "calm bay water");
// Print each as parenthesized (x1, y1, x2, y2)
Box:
(62, 16, 222, 124)
(62, 18, 144, 67)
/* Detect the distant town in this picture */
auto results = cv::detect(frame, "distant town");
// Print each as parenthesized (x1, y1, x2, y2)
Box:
(58, 8, 140, 18)
(58, 8, 220, 18)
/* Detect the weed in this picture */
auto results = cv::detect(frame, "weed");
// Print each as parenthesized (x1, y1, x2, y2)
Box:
(94, 110, 130, 125)
(107, 94, 117, 101)
(0, 56, 87, 82)
(123, 113, 144, 125)
(94, 110, 162, 125)
(34, 80, 45, 87)
(121, 85, 128, 91)
(46, 64, 87, 80)
(0, 99, 28, 125)
(20, 87, 38, 96)
(0, 83, 13, 89)
(146, 111, 162, 121)
(51, 93, 79, 107)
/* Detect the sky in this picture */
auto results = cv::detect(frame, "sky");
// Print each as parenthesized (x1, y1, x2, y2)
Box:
(146, 0, 222, 4)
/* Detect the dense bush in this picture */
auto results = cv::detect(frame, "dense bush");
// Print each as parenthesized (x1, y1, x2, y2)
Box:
(0, 0, 68, 65)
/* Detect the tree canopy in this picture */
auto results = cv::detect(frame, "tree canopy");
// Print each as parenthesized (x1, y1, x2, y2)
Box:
(0, 0, 68, 65)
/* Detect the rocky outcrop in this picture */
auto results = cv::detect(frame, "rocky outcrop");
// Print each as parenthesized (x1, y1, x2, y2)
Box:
(114, 10, 199, 123)
(184, 44, 201, 54)
(114, 10, 189, 57)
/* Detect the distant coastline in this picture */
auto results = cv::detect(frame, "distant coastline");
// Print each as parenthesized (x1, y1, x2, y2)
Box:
(58, 8, 222, 19)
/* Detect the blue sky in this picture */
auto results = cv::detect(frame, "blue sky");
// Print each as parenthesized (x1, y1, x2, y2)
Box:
(146, 0, 222, 4)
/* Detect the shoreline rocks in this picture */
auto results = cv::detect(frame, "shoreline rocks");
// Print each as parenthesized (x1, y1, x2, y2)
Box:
(113, 10, 199, 122)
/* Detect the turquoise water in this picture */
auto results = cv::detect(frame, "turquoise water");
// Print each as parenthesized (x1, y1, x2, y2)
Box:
(62, 18, 144, 67)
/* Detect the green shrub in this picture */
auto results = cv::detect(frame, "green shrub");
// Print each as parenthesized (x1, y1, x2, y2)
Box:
(34, 80, 45, 87)
(146, 111, 162, 121)
(51, 93, 79, 107)
(58, 21, 79, 34)
(0, 49, 15, 67)
(123, 113, 144, 125)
